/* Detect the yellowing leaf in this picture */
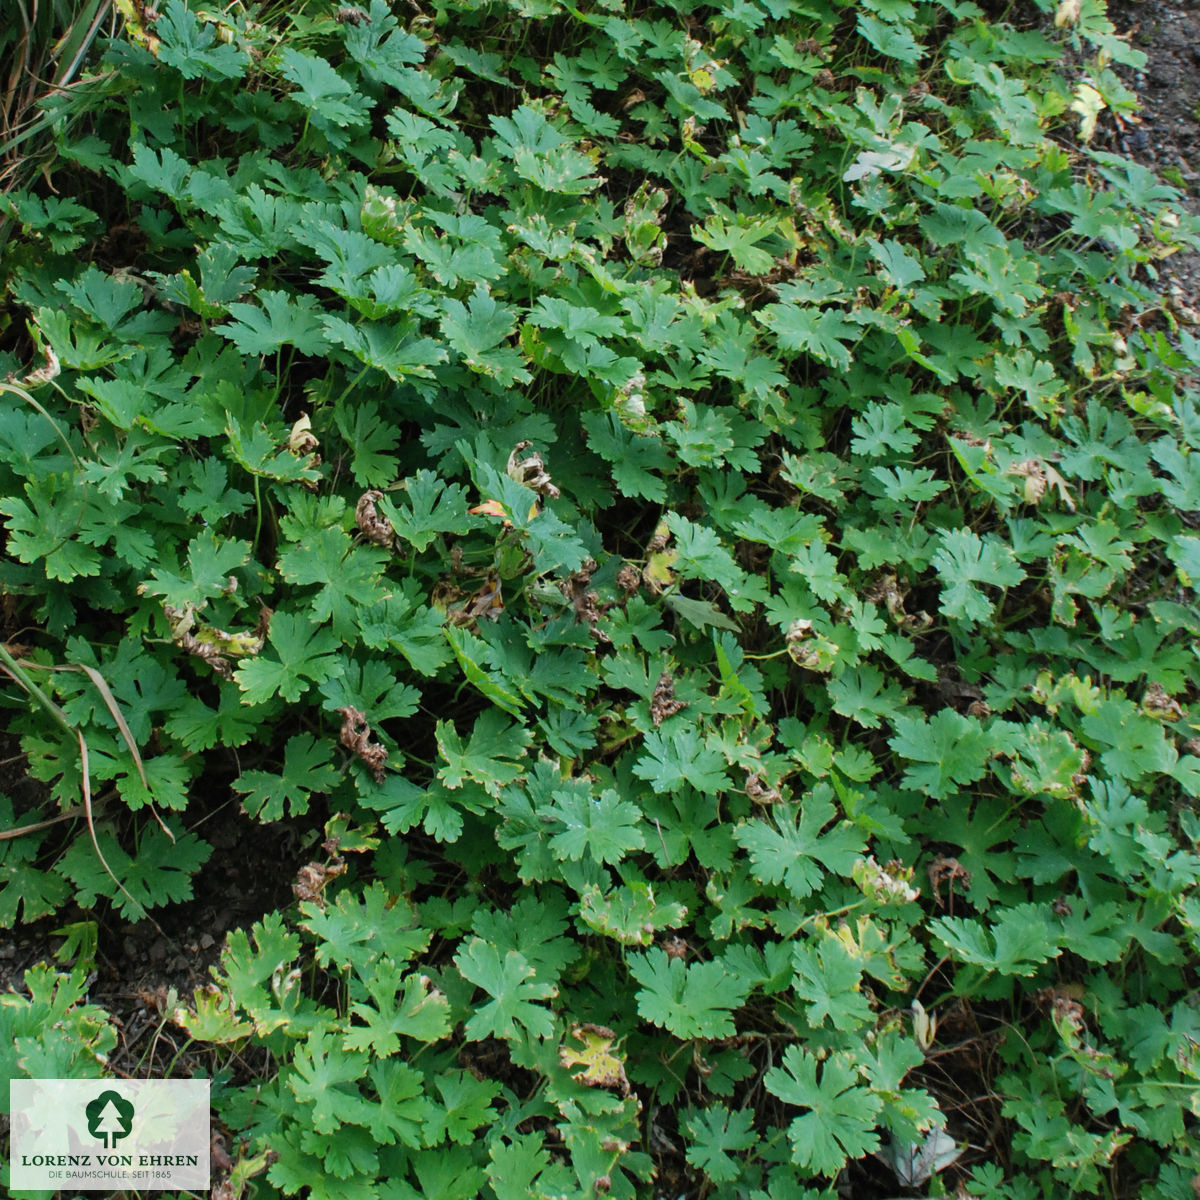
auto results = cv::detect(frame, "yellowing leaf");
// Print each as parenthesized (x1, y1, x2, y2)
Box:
(1054, 0, 1081, 26)
(842, 144, 915, 183)
(114, 0, 162, 52)
(194, 627, 264, 657)
(173, 987, 254, 1043)
(469, 499, 509, 519)
(559, 1023, 631, 1095)
(1070, 83, 1105, 142)
(642, 520, 676, 592)
(287, 413, 318, 456)
(643, 550, 677, 589)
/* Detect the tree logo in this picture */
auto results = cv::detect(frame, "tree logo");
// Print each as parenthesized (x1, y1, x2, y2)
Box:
(85, 1090, 135, 1149)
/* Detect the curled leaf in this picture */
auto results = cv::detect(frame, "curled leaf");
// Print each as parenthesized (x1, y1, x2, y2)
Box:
(165, 603, 264, 679)
(650, 671, 686, 727)
(506, 440, 560, 498)
(356, 489, 395, 548)
(337, 705, 389, 783)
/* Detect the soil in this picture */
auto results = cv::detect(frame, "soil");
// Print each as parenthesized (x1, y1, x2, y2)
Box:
(0, 734, 308, 1079)
(0, 736, 314, 1193)
(1108, 0, 1200, 299)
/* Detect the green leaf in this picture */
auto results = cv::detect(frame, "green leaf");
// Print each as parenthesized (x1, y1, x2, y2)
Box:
(423, 1069, 502, 1146)
(488, 1133, 551, 1200)
(234, 611, 341, 704)
(382, 470, 474, 552)
(177, 459, 252, 525)
(364, 1059, 429, 1148)
(288, 1028, 370, 1134)
(758, 295, 855, 370)
(888, 709, 993, 800)
(201, 911, 306, 1036)
(577, 880, 689, 946)
(0, 479, 99, 582)
(851, 402, 920, 458)
(684, 1105, 759, 1183)
(345, 962, 452, 1052)
(791, 936, 873, 1031)
(164, 686, 257, 752)
(358, 583, 453, 676)
(857, 12, 925, 62)
(664, 594, 739, 632)
(633, 726, 729, 794)
(665, 512, 764, 610)
(693, 209, 781, 274)
(548, 786, 646, 865)
(0, 963, 116, 1087)
(765, 1047, 883, 1175)
(453, 940, 557, 1041)
(116, 753, 192, 813)
(1167, 535, 1200, 588)
(829, 665, 909, 730)
(218, 290, 331, 355)
(319, 657, 419, 723)
(57, 825, 211, 919)
(931, 528, 1025, 625)
(225, 417, 323, 483)
(436, 708, 531, 795)
(301, 882, 430, 977)
(444, 625, 526, 715)
(490, 105, 601, 193)
(323, 315, 445, 381)
(278, 527, 389, 635)
(734, 787, 864, 898)
(57, 265, 151, 334)
(154, 0, 248, 79)
(931, 903, 1061, 975)
(471, 893, 578, 982)
(470, 464, 591, 574)
(333, 400, 401, 487)
(233, 733, 341, 821)
(867, 237, 926, 289)
(396, 1147, 488, 1200)
(278, 48, 372, 135)
(441, 287, 531, 385)
(629, 948, 752, 1039)
(0, 798, 71, 926)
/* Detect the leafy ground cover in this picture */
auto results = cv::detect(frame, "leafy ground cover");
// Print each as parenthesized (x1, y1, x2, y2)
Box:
(2, 0, 1200, 1196)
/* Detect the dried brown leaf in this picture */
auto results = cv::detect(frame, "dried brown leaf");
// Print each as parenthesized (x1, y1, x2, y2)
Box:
(356, 490, 395, 548)
(650, 672, 686, 727)
(337, 705, 389, 783)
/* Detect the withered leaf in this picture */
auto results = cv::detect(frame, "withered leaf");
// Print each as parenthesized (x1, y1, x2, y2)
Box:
(337, 704, 389, 783)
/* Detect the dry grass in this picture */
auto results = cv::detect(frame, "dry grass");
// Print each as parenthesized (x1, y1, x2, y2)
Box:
(0, 0, 115, 194)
